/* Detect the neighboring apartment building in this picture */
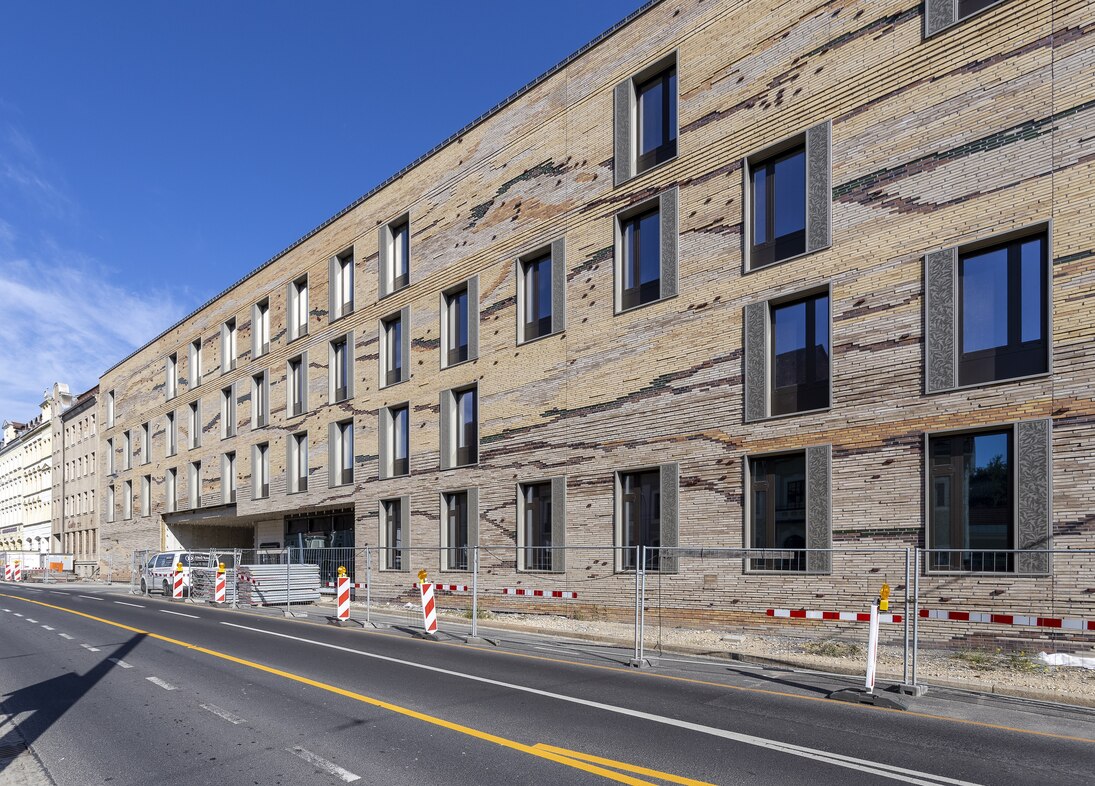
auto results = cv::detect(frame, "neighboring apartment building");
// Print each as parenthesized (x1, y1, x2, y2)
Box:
(51, 386, 99, 575)
(97, 0, 1094, 623)
(1, 384, 75, 554)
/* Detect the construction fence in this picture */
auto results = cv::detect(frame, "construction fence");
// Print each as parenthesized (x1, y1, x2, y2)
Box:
(120, 544, 1095, 690)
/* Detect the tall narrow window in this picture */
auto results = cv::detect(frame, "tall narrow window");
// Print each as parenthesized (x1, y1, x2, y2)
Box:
(384, 404, 410, 478)
(188, 461, 201, 509)
(519, 252, 553, 342)
(443, 285, 469, 367)
(123, 430, 132, 470)
(520, 482, 553, 571)
(140, 422, 150, 464)
(106, 437, 115, 474)
(958, 233, 1047, 386)
(635, 65, 677, 174)
(443, 491, 469, 571)
(455, 387, 477, 467)
(330, 337, 350, 403)
(141, 475, 151, 517)
(388, 219, 410, 292)
(252, 372, 269, 429)
(288, 276, 309, 341)
(331, 250, 354, 318)
(189, 338, 203, 387)
(107, 485, 115, 523)
(123, 480, 133, 520)
(619, 207, 661, 310)
(222, 451, 236, 504)
(383, 498, 404, 570)
(929, 430, 1013, 572)
(221, 386, 236, 438)
(221, 318, 237, 373)
(750, 145, 806, 268)
(331, 420, 354, 486)
(619, 470, 660, 570)
(166, 411, 177, 456)
(382, 312, 404, 386)
(166, 353, 178, 399)
(188, 401, 201, 449)
(253, 299, 270, 357)
(254, 443, 269, 499)
(289, 432, 308, 493)
(106, 390, 115, 427)
(749, 453, 806, 571)
(165, 468, 177, 513)
(771, 292, 830, 415)
(288, 356, 305, 417)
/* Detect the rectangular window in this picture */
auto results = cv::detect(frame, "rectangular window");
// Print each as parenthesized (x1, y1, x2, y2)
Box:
(619, 470, 661, 570)
(929, 430, 1013, 572)
(748, 453, 807, 571)
(288, 432, 308, 493)
(750, 144, 806, 268)
(635, 65, 677, 174)
(771, 292, 830, 415)
(330, 419, 354, 487)
(254, 443, 269, 499)
(383, 404, 409, 478)
(443, 284, 470, 367)
(520, 482, 553, 571)
(619, 207, 661, 310)
(123, 430, 132, 470)
(188, 461, 201, 509)
(106, 438, 114, 474)
(222, 452, 236, 504)
(188, 401, 201, 449)
(140, 422, 150, 464)
(288, 356, 306, 417)
(165, 468, 177, 513)
(519, 252, 553, 342)
(253, 299, 270, 357)
(166, 353, 178, 399)
(141, 475, 151, 517)
(123, 480, 133, 521)
(221, 318, 237, 373)
(330, 337, 350, 403)
(189, 338, 202, 387)
(331, 250, 354, 318)
(288, 276, 309, 341)
(221, 386, 236, 438)
(381, 312, 404, 387)
(443, 491, 469, 571)
(382, 498, 404, 570)
(455, 387, 477, 467)
(958, 233, 1047, 386)
(107, 485, 115, 523)
(166, 411, 177, 456)
(252, 372, 269, 429)
(958, 0, 1000, 20)
(384, 218, 410, 294)
(106, 390, 115, 427)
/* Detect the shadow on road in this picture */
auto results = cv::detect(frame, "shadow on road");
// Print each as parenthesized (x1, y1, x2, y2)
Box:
(0, 633, 146, 776)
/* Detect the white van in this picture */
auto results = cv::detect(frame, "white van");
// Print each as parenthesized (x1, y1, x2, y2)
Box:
(138, 551, 207, 596)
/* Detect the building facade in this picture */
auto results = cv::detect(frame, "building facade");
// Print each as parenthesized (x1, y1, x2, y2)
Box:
(52, 386, 99, 575)
(97, 0, 1094, 625)
(1, 384, 74, 554)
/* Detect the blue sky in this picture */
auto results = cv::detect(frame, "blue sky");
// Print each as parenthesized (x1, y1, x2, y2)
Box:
(0, 0, 643, 420)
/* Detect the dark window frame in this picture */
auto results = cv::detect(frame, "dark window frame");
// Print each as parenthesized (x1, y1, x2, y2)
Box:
(634, 65, 678, 174)
(337, 419, 354, 487)
(389, 219, 410, 292)
(444, 285, 470, 367)
(383, 498, 403, 570)
(390, 404, 409, 477)
(288, 356, 305, 418)
(748, 452, 807, 572)
(331, 337, 350, 403)
(619, 206, 661, 311)
(769, 291, 830, 416)
(454, 387, 478, 467)
(519, 481, 554, 572)
(519, 252, 553, 343)
(444, 491, 469, 571)
(382, 313, 403, 386)
(957, 232, 1048, 387)
(619, 468, 661, 571)
(749, 144, 807, 269)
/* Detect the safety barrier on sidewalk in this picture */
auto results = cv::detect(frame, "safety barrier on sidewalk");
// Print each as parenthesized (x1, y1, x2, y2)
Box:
(919, 609, 1095, 631)
(172, 565, 184, 599)
(502, 587, 578, 599)
(3, 563, 11, 581)
(325, 581, 367, 589)
(413, 582, 468, 593)
(767, 608, 903, 623)
(420, 582, 438, 634)
(14, 561, 21, 582)
(214, 568, 226, 604)
(337, 575, 350, 621)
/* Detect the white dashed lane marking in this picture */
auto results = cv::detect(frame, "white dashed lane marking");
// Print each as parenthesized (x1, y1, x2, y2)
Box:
(25, 618, 37, 623)
(114, 601, 144, 608)
(108, 658, 133, 669)
(41, 625, 53, 631)
(58, 633, 74, 640)
(286, 748, 360, 783)
(77, 595, 103, 601)
(80, 643, 101, 652)
(159, 610, 199, 619)
(146, 677, 177, 691)
(200, 704, 245, 724)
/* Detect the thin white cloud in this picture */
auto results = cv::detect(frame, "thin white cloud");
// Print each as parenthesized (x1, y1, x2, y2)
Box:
(0, 252, 188, 421)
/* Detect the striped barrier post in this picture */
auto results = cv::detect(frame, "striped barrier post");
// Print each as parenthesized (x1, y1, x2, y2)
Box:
(337, 566, 350, 622)
(13, 561, 21, 582)
(417, 569, 438, 635)
(214, 563, 226, 604)
(3, 563, 10, 581)
(172, 562, 184, 600)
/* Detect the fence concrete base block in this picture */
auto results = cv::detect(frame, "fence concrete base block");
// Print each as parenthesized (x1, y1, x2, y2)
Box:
(412, 631, 440, 641)
(892, 683, 929, 697)
(629, 657, 653, 669)
(460, 635, 498, 646)
(326, 617, 365, 628)
(827, 687, 907, 710)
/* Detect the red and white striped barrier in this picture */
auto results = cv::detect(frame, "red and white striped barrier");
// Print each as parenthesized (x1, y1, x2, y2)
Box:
(13, 561, 21, 582)
(172, 565, 184, 599)
(420, 582, 438, 634)
(919, 609, 1095, 631)
(238, 573, 260, 586)
(3, 563, 11, 581)
(766, 608, 903, 624)
(337, 576, 351, 621)
(502, 587, 578, 599)
(413, 583, 468, 593)
(325, 581, 367, 589)
(214, 569, 226, 604)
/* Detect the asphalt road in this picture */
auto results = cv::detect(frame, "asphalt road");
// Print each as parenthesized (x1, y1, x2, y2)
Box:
(1, 583, 1092, 785)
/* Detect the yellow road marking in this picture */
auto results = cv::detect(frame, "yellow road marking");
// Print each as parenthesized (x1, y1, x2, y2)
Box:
(534, 742, 716, 785)
(1, 593, 688, 785)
